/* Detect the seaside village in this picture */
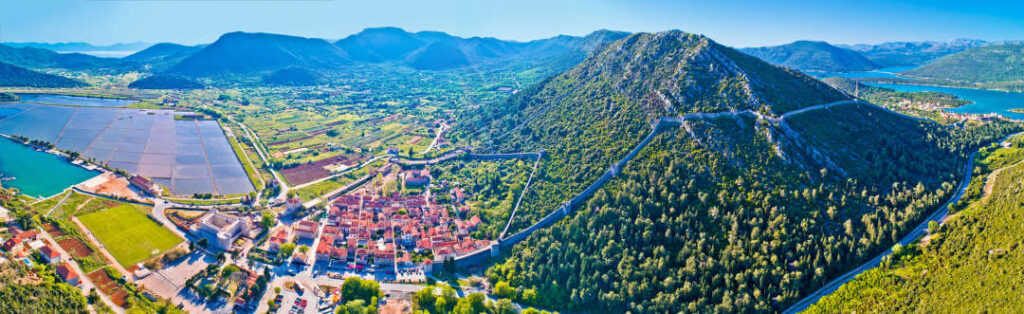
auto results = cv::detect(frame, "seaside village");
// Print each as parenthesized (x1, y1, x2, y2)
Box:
(1, 147, 496, 313)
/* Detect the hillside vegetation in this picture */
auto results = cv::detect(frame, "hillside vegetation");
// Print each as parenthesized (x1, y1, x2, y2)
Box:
(0, 44, 118, 70)
(903, 43, 1024, 91)
(740, 41, 878, 72)
(455, 31, 850, 235)
(809, 136, 1024, 312)
(0, 61, 87, 87)
(452, 30, 1022, 312)
(261, 67, 326, 86)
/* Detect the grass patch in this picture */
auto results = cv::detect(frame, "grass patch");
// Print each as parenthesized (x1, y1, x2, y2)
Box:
(78, 203, 182, 267)
(227, 131, 264, 189)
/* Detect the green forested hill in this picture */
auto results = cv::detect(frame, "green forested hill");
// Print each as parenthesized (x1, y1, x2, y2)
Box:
(902, 43, 1024, 91)
(0, 44, 119, 70)
(166, 32, 353, 77)
(740, 41, 878, 72)
(455, 30, 850, 235)
(809, 136, 1024, 312)
(450, 30, 1022, 312)
(0, 61, 87, 87)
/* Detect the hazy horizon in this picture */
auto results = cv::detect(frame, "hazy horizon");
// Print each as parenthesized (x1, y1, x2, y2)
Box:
(3, 0, 1024, 48)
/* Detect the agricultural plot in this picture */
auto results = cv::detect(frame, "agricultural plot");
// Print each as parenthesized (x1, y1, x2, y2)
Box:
(279, 154, 365, 185)
(88, 268, 129, 307)
(78, 203, 183, 267)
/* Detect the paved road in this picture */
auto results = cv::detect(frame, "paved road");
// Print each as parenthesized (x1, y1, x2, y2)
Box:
(784, 130, 1024, 313)
(418, 120, 449, 155)
(784, 152, 976, 313)
(236, 121, 290, 202)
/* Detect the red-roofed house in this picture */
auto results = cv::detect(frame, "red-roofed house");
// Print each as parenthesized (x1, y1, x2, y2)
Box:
(452, 188, 466, 204)
(295, 221, 319, 240)
(39, 244, 63, 264)
(268, 228, 289, 252)
(14, 229, 39, 242)
(331, 247, 348, 262)
(130, 175, 162, 196)
(403, 169, 430, 187)
(468, 215, 482, 229)
(56, 263, 80, 286)
(316, 236, 334, 263)
(2, 238, 21, 252)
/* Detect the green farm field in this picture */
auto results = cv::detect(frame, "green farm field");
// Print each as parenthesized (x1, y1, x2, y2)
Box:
(78, 203, 183, 267)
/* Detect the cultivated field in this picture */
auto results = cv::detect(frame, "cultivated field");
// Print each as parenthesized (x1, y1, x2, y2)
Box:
(78, 203, 183, 267)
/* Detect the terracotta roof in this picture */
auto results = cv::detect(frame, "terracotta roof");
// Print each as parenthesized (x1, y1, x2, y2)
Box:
(56, 263, 79, 281)
(40, 245, 60, 259)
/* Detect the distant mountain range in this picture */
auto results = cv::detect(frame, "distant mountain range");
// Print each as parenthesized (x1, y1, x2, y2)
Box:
(841, 38, 989, 67)
(160, 27, 629, 77)
(0, 61, 86, 87)
(740, 41, 879, 72)
(0, 44, 120, 70)
(740, 38, 1000, 73)
(4, 30, 1012, 89)
(0, 27, 631, 87)
(122, 43, 206, 72)
(332, 27, 629, 71)
(2, 41, 151, 57)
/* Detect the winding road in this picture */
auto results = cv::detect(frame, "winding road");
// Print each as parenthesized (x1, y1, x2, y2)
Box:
(784, 131, 1024, 313)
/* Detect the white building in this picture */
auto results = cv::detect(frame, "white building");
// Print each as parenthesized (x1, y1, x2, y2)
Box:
(192, 210, 250, 250)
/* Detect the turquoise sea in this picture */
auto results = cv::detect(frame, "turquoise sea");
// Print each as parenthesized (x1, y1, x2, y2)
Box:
(807, 67, 1024, 120)
(0, 137, 97, 198)
(867, 83, 1024, 120)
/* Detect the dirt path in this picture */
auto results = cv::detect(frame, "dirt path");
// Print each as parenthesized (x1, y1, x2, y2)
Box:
(37, 228, 125, 314)
(44, 191, 74, 217)
(982, 158, 1024, 201)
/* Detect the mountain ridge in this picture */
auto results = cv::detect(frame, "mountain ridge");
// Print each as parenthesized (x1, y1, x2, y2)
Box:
(166, 31, 353, 77)
(740, 40, 878, 72)
(450, 30, 1019, 313)
(0, 61, 87, 87)
(901, 43, 1024, 91)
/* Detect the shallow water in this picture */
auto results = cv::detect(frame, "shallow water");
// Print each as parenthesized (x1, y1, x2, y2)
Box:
(15, 94, 137, 107)
(0, 137, 97, 198)
(0, 103, 253, 195)
(806, 66, 916, 79)
(866, 83, 1024, 120)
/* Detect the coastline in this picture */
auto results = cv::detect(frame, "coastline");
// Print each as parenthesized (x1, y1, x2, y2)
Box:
(0, 134, 105, 199)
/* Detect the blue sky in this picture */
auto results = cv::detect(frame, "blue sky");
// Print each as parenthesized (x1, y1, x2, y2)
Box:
(2, 0, 1023, 47)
